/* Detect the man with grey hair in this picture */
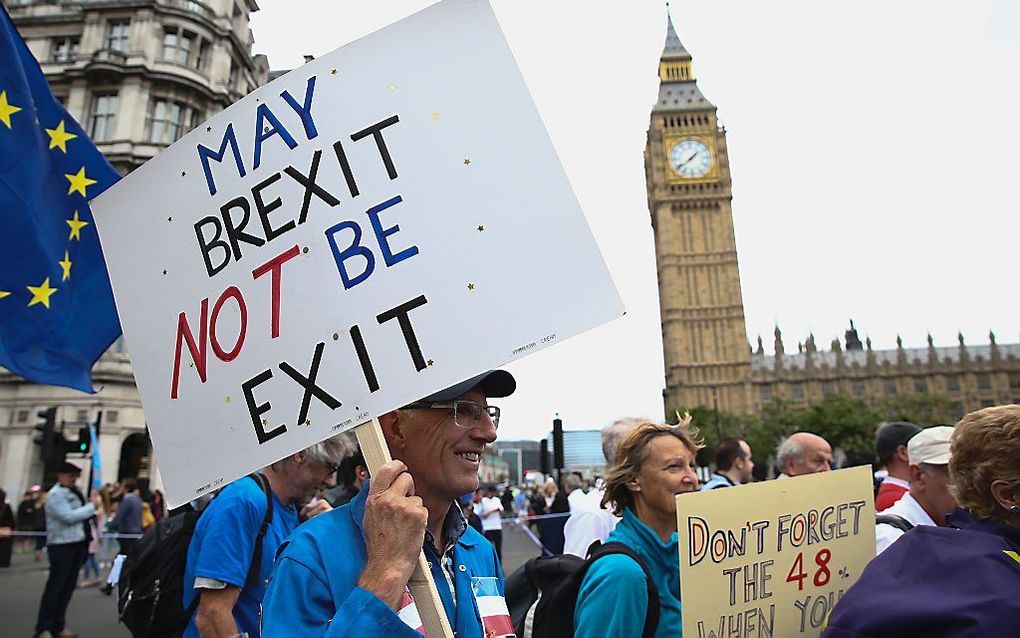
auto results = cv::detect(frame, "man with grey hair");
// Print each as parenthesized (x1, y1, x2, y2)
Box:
(183, 434, 350, 638)
(776, 432, 833, 477)
(562, 417, 643, 557)
(875, 426, 957, 554)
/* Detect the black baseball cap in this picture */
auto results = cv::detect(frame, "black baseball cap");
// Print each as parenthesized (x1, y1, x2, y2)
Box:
(57, 461, 83, 475)
(421, 370, 516, 402)
(875, 421, 922, 463)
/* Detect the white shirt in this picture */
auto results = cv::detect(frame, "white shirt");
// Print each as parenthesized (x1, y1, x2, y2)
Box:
(562, 487, 620, 558)
(567, 489, 587, 512)
(479, 496, 503, 532)
(875, 492, 936, 555)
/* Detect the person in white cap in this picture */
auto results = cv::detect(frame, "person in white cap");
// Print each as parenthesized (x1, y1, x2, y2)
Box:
(874, 426, 958, 554)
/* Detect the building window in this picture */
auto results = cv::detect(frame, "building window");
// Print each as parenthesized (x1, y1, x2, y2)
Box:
(196, 39, 210, 71)
(162, 27, 208, 70)
(821, 382, 835, 397)
(790, 383, 804, 400)
(759, 385, 772, 402)
(16, 410, 29, 423)
(227, 58, 238, 89)
(914, 377, 928, 393)
(982, 399, 995, 408)
(977, 374, 992, 391)
(148, 98, 197, 144)
(851, 381, 865, 397)
(945, 375, 960, 392)
(952, 401, 964, 418)
(51, 37, 80, 62)
(89, 93, 118, 142)
(1011, 374, 1020, 389)
(106, 410, 119, 424)
(884, 380, 897, 395)
(76, 409, 89, 422)
(105, 20, 131, 51)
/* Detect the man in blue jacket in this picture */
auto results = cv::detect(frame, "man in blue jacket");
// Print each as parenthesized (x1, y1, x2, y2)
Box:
(261, 370, 516, 637)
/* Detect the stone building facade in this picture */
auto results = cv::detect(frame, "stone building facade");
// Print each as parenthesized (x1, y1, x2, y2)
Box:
(0, 0, 269, 497)
(645, 16, 753, 415)
(751, 325, 1020, 419)
(646, 15, 1020, 419)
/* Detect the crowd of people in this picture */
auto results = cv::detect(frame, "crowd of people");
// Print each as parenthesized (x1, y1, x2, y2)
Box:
(11, 367, 1020, 637)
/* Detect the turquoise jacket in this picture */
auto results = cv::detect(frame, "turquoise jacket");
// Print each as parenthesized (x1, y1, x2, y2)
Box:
(574, 507, 682, 637)
(260, 482, 505, 637)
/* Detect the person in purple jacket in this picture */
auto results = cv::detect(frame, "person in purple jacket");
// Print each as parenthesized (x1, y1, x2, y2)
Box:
(823, 404, 1020, 638)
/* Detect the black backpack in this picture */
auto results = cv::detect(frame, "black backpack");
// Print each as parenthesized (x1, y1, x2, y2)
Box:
(505, 541, 660, 638)
(117, 474, 274, 637)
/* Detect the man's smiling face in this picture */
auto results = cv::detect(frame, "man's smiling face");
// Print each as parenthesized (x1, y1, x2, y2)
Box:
(397, 388, 497, 501)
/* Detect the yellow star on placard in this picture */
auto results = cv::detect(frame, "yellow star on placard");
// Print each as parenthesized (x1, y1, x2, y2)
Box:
(66, 211, 89, 240)
(0, 90, 22, 129)
(27, 277, 57, 308)
(65, 167, 97, 197)
(45, 120, 77, 153)
(59, 251, 72, 281)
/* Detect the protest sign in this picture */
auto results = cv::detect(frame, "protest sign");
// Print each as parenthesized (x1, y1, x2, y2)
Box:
(90, 0, 623, 508)
(677, 466, 875, 638)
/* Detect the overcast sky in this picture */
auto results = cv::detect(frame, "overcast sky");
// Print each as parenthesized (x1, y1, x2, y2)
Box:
(249, 0, 1020, 441)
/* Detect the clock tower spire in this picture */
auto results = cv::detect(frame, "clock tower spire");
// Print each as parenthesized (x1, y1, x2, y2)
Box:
(645, 12, 753, 415)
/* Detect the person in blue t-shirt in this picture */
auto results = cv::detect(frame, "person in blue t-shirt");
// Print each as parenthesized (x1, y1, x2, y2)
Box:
(261, 370, 517, 638)
(183, 435, 351, 638)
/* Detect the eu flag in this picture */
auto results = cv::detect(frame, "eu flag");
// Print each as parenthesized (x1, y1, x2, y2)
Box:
(0, 6, 121, 393)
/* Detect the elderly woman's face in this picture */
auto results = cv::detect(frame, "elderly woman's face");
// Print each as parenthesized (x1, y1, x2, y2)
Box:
(632, 435, 699, 522)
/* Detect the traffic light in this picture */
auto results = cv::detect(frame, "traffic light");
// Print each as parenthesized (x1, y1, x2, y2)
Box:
(33, 407, 57, 461)
(74, 426, 90, 454)
(552, 416, 564, 471)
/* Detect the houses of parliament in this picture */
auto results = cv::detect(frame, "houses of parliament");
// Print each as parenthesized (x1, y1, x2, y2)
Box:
(646, 15, 1020, 420)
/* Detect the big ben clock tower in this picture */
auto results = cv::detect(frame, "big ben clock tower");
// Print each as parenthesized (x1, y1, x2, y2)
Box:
(646, 15, 753, 415)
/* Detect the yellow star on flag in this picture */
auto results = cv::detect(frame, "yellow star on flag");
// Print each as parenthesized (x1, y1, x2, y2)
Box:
(0, 291, 10, 299)
(65, 167, 97, 197)
(45, 120, 77, 153)
(0, 90, 22, 129)
(27, 277, 58, 309)
(66, 210, 89, 240)
(59, 251, 73, 281)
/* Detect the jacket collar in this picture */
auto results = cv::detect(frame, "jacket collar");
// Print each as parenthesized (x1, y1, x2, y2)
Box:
(946, 507, 1020, 549)
(615, 506, 678, 573)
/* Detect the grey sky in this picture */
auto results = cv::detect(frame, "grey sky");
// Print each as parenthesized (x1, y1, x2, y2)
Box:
(250, 0, 1020, 441)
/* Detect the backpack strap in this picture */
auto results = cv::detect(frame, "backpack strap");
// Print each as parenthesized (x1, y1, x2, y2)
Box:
(245, 473, 275, 588)
(875, 513, 914, 533)
(586, 541, 661, 638)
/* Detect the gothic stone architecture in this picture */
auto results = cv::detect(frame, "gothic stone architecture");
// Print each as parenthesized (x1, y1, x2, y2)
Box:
(0, 0, 269, 497)
(646, 16, 753, 415)
(646, 16, 1020, 418)
(753, 326, 1020, 420)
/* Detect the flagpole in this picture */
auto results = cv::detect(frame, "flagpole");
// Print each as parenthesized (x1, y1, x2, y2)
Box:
(87, 410, 103, 497)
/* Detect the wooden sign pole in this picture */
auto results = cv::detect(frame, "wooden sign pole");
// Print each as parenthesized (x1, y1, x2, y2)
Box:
(355, 418, 455, 638)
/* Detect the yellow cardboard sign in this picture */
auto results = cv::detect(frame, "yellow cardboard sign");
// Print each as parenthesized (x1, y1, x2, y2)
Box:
(676, 466, 875, 637)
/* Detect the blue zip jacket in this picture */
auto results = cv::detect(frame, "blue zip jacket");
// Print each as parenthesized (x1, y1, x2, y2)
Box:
(574, 507, 683, 637)
(822, 508, 1020, 637)
(260, 482, 505, 637)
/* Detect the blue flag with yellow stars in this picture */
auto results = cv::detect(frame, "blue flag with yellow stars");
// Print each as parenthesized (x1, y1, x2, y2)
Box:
(0, 6, 121, 393)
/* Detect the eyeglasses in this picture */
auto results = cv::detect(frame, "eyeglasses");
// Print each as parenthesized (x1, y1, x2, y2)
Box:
(323, 462, 340, 475)
(404, 400, 501, 430)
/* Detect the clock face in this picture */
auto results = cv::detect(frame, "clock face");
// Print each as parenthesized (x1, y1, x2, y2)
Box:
(670, 139, 713, 178)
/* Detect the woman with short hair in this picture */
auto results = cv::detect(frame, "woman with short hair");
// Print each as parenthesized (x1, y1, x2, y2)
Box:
(824, 405, 1020, 637)
(574, 418, 702, 637)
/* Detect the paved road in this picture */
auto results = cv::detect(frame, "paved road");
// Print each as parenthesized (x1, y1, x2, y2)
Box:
(0, 519, 547, 637)
(1, 547, 129, 638)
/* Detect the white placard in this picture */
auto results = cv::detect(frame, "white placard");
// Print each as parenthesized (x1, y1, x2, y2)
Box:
(91, 0, 623, 507)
